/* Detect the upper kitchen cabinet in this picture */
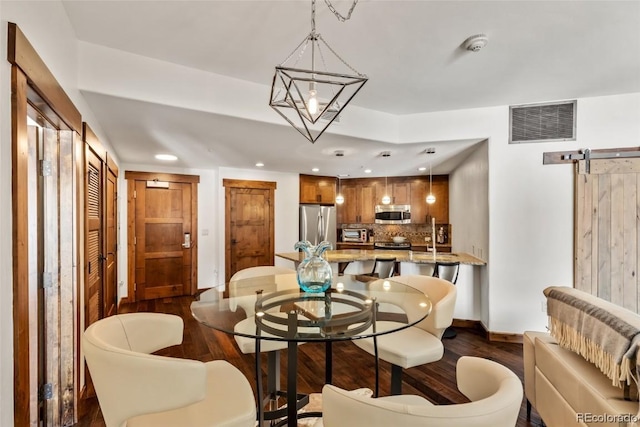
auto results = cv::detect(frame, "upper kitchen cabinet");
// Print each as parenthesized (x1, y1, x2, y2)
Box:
(374, 179, 409, 205)
(338, 179, 378, 224)
(411, 176, 448, 224)
(299, 174, 336, 204)
(390, 181, 411, 205)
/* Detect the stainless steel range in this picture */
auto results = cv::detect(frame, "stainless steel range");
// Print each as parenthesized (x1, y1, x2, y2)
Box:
(374, 242, 412, 250)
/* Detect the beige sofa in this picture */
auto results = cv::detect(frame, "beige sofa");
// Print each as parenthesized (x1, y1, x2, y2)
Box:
(524, 287, 640, 427)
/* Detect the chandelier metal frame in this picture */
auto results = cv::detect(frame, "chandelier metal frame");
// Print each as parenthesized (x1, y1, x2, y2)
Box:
(269, 0, 368, 143)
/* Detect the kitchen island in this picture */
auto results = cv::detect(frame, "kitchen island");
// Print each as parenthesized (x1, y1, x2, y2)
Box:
(276, 249, 486, 323)
(276, 249, 485, 266)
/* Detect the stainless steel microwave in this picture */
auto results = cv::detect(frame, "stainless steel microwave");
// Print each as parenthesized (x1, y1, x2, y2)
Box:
(375, 205, 411, 224)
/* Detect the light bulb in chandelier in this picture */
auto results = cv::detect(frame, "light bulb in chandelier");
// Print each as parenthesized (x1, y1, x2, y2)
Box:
(426, 193, 436, 204)
(335, 194, 344, 204)
(382, 194, 391, 205)
(307, 82, 318, 115)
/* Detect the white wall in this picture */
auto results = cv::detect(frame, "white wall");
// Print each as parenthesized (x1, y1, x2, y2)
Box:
(118, 164, 300, 298)
(401, 93, 640, 334)
(449, 140, 489, 326)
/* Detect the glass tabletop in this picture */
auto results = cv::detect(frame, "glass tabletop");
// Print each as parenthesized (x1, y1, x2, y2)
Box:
(190, 274, 432, 342)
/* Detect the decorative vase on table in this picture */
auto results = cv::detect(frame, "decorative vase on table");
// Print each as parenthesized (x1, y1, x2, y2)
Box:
(294, 240, 333, 293)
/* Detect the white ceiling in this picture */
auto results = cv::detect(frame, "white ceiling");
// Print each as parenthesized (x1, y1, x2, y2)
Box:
(61, 0, 640, 177)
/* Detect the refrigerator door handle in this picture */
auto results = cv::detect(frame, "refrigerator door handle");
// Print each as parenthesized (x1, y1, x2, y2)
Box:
(317, 211, 324, 242)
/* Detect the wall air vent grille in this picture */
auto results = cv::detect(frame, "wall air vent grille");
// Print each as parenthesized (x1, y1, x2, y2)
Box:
(509, 100, 576, 144)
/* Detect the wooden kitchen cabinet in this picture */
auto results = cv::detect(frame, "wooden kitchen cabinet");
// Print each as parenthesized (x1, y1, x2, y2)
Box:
(390, 181, 411, 205)
(300, 174, 336, 204)
(338, 180, 378, 224)
(338, 175, 448, 225)
(378, 179, 410, 205)
(410, 176, 448, 224)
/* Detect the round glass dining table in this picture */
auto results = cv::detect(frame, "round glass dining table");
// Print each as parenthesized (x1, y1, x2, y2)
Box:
(190, 273, 432, 427)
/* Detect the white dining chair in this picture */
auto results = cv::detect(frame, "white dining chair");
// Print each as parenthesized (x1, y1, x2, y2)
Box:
(352, 274, 457, 395)
(82, 312, 256, 427)
(315, 356, 523, 427)
(207, 266, 301, 421)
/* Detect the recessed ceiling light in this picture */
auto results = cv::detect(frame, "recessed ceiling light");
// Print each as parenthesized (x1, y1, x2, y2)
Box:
(312, 168, 320, 172)
(418, 167, 427, 171)
(256, 162, 264, 167)
(364, 169, 372, 174)
(155, 154, 177, 161)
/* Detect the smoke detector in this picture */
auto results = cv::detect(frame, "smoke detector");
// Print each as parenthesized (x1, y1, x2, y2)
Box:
(334, 150, 345, 157)
(463, 34, 489, 52)
(381, 151, 391, 157)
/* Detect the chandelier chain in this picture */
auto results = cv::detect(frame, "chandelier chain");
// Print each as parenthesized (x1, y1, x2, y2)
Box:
(317, 34, 366, 77)
(324, 0, 360, 22)
(279, 35, 312, 66)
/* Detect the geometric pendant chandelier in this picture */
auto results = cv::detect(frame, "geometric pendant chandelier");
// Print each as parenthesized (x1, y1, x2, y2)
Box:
(269, 0, 368, 143)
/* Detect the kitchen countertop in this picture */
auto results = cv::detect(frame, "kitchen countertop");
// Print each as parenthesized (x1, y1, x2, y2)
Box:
(276, 250, 485, 266)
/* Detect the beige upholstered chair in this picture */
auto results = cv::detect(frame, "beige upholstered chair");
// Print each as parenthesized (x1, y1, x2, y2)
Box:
(211, 266, 301, 419)
(226, 267, 299, 369)
(352, 275, 457, 394)
(82, 313, 256, 427)
(316, 356, 523, 427)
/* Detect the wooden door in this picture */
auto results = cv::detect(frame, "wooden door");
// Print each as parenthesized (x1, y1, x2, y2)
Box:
(11, 24, 80, 427)
(126, 172, 199, 301)
(85, 147, 104, 325)
(28, 120, 76, 427)
(134, 181, 193, 300)
(224, 180, 276, 282)
(104, 160, 118, 316)
(575, 158, 640, 312)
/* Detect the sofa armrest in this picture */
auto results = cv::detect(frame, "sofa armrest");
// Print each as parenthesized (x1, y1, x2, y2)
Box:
(523, 331, 556, 408)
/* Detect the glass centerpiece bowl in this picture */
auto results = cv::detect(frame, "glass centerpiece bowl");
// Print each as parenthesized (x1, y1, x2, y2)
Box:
(294, 240, 333, 293)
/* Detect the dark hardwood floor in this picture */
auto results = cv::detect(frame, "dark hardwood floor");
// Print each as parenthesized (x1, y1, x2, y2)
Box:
(75, 295, 544, 427)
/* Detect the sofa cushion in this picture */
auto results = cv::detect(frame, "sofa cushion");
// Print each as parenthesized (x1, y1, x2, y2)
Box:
(534, 335, 638, 423)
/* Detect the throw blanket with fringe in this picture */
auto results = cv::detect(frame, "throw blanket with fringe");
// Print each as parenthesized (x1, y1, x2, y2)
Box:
(544, 286, 640, 387)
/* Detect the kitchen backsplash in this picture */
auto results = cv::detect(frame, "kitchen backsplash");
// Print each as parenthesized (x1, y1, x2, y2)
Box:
(340, 223, 451, 245)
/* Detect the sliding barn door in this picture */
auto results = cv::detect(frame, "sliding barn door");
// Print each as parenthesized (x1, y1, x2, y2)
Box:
(575, 158, 640, 312)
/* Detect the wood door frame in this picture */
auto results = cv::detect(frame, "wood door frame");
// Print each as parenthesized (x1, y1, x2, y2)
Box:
(222, 179, 277, 282)
(9, 22, 82, 427)
(125, 171, 199, 303)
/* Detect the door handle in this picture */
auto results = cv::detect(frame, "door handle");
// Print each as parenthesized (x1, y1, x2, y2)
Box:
(182, 233, 191, 248)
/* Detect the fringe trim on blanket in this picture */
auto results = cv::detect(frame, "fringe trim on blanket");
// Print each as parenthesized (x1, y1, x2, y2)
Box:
(549, 317, 633, 387)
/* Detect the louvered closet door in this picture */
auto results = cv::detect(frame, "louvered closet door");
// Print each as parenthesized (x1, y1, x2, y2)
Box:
(575, 158, 640, 312)
(85, 148, 104, 326)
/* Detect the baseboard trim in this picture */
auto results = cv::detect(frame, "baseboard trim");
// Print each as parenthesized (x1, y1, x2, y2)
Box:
(452, 319, 524, 344)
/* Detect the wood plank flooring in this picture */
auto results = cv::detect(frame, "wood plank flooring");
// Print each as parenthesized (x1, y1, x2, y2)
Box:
(75, 295, 544, 427)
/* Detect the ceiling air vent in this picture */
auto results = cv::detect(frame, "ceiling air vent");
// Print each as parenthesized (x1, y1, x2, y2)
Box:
(509, 100, 576, 144)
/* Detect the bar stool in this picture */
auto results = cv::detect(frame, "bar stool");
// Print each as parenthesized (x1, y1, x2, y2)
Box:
(370, 257, 397, 279)
(432, 261, 460, 339)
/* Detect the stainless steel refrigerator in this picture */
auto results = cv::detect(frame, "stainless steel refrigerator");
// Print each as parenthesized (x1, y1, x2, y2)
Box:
(299, 205, 337, 248)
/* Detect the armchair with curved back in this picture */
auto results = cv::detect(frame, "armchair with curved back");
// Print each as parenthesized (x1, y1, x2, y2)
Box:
(352, 275, 457, 395)
(315, 356, 523, 427)
(432, 261, 460, 339)
(200, 266, 302, 421)
(82, 312, 256, 427)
